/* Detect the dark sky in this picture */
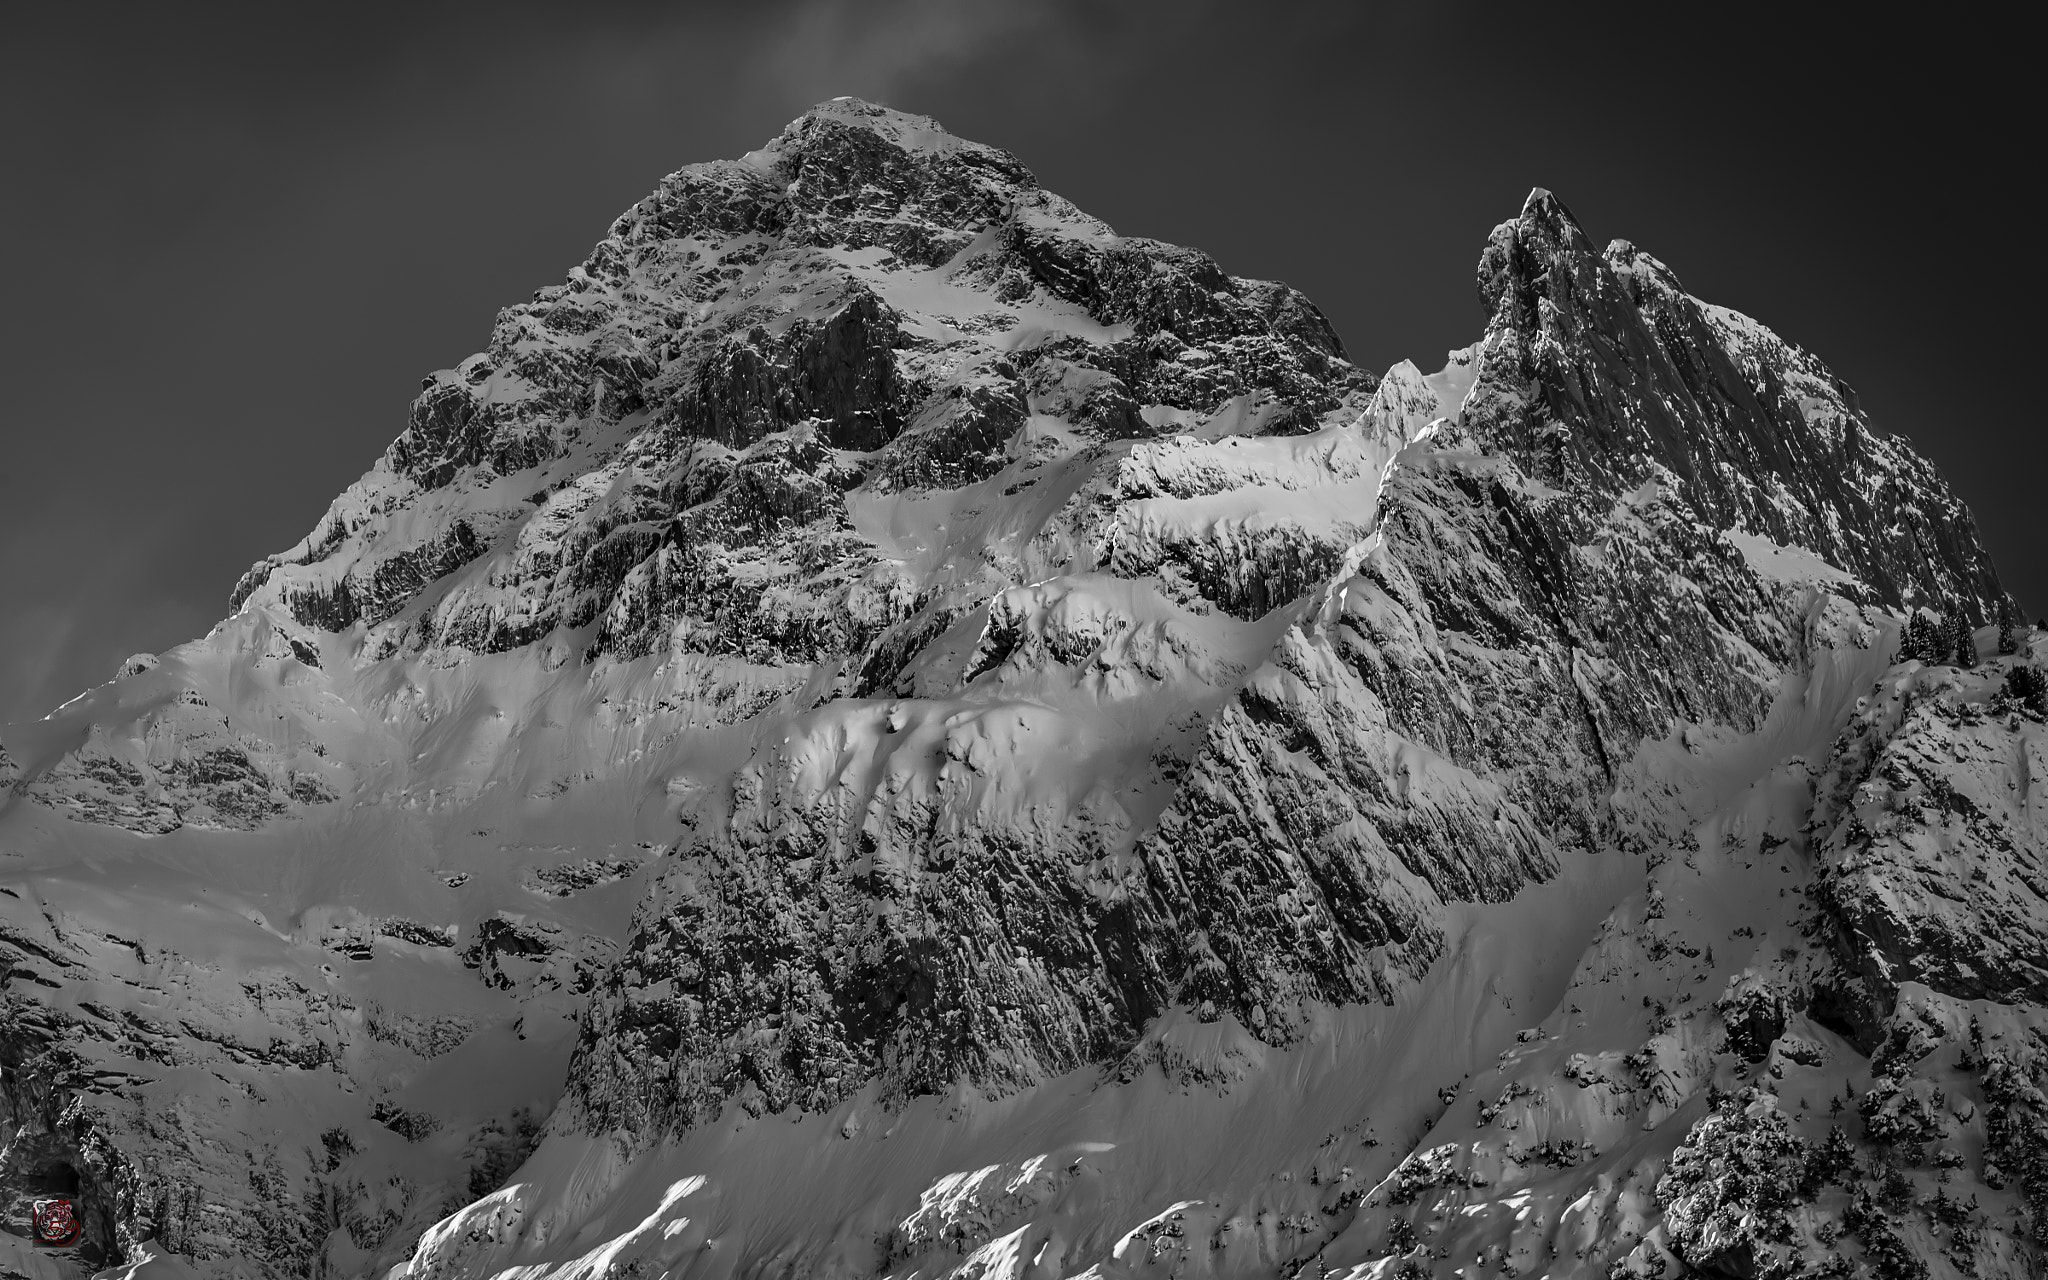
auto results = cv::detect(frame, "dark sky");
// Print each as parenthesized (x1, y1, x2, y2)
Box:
(1, 2, 2034, 725)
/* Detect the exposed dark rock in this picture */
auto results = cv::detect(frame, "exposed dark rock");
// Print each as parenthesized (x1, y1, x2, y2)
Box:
(1466, 191, 2007, 623)
(1808, 657, 2048, 1045)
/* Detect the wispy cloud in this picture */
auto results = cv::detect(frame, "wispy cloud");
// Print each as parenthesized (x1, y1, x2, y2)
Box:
(0, 579, 213, 730)
(0, 603, 82, 728)
(756, 0, 1064, 107)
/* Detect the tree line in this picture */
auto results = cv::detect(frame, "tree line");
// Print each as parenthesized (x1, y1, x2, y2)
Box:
(1899, 598, 2047, 713)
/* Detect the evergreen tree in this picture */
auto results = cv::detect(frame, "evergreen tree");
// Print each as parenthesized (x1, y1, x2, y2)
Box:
(1907, 611, 1944, 664)
(1997, 598, 2019, 656)
(1954, 613, 1979, 668)
(1800, 1124, 1859, 1196)
(2007, 665, 2048, 715)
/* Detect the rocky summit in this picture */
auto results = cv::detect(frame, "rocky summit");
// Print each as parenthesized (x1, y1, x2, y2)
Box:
(2, 98, 2042, 1280)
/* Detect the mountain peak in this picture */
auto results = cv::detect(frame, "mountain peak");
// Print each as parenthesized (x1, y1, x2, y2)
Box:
(1, 104, 2035, 1280)
(1518, 184, 1575, 224)
(749, 95, 1034, 181)
(1603, 236, 1690, 300)
(776, 95, 947, 150)
(1463, 189, 2004, 622)
(1476, 186, 1601, 315)
(793, 94, 933, 132)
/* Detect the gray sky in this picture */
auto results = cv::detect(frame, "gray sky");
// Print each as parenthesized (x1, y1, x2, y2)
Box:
(1, 1, 2034, 725)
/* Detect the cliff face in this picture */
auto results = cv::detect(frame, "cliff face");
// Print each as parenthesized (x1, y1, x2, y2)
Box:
(2, 100, 2040, 1280)
(225, 102, 1361, 668)
(1466, 191, 2002, 620)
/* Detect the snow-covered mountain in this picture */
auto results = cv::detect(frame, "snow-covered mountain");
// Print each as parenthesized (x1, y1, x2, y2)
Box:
(3, 98, 2042, 1280)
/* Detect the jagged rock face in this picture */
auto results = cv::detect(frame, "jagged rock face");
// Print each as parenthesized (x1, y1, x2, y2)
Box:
(558, 182, 2002, 1137)
(0, 866, 599, 1278)
(2, 1005, 116, 1270)
(3, 100, 2041, 1280)
(224, 99, 1365, 676)
(1809, 639, 2048, 1037)
(0, 915, 329, 1270)
(1467, 191, 2004, 621)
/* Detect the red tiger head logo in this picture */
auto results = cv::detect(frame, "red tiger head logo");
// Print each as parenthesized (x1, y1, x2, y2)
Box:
(32, 1197, 82, 1248)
